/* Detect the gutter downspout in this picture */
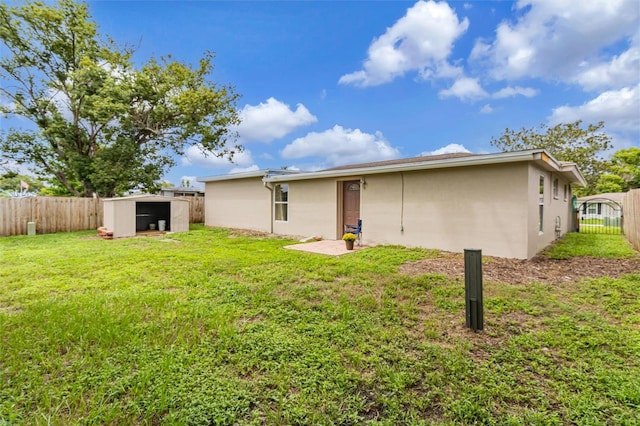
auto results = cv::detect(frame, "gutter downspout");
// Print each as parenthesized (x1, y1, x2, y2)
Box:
(400, 173, 405, 233)
(263, 180, 274, 234)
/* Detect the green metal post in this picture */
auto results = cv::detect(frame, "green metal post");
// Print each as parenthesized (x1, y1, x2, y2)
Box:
(464, 249, 483, 331)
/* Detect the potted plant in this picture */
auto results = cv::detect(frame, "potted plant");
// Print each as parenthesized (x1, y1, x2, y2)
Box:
(342, 232, 356, 250)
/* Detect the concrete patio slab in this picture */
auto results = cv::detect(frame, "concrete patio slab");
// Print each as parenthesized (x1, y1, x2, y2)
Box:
(284, 239, 367, 256)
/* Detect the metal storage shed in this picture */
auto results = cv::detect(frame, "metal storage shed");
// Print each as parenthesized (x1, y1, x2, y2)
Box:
(103, 195, 190, 238)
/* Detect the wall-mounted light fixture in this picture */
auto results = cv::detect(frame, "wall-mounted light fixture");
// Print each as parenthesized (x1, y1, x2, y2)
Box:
(360, 177, 367, 189)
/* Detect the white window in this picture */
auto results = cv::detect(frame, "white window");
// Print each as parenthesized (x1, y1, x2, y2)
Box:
(274, 184, 288, 221)
(538, 176, 544, 232)
(553, 178, 559, 199)
(563, 184, 568, 201)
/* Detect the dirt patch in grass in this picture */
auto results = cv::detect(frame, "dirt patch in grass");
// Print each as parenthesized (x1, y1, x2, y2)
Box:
(0, 305, 23, 315)
(226, 228, 297, 240)
(400, 252, 640, 284)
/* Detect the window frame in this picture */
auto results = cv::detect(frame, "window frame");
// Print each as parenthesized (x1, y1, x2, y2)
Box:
(274, 183, 289, 222)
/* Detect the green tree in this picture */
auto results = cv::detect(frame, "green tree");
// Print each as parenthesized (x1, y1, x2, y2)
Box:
(0, 0, 240, 197)
(490, 121, 612, 196)
(595, 174, 626, 193)
(596, 147, 640, 193)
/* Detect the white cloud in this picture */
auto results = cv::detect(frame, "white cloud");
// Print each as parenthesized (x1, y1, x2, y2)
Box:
(439, 77, 488, 101)
(549, 84, 640, 132)
(259, 153, 274, 160)
(421, 143, 471, 156)
(236, 97, 317, 143)
(338, 0, 469, 87)
(574, 45, 640, 91)
(229, 165, 260, 174)
(281, 125, 401, 167)
(182, 144, 255, 169)
(492, 85, 538, 99)
(480, 104, 493, 114)
(471, 0, 640, 82)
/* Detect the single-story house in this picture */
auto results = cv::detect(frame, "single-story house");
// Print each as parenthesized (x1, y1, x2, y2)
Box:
(198, 149, 586, 259)
(103, 194, 190, 238)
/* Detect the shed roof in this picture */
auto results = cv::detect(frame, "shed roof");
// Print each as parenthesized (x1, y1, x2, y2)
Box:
(103, 194, 190, 203)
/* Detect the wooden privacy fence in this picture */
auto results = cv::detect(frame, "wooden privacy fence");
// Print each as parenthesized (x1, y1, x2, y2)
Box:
(623, 189, 640, 251)
(0, 197, 103, 237)
(187, 196, 204, 224)
(0, 196, 205, 237)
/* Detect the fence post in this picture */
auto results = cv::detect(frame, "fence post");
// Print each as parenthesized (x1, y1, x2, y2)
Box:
(464, 249, 484, 332)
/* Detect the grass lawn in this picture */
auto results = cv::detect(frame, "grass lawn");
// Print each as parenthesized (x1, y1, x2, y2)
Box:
(577, 224, 622, 235)
(543, 233, 637, 259)
(1, 227, 639, 425)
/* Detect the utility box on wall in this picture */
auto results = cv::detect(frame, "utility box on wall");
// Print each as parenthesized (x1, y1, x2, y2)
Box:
(103, 195, 189, 238)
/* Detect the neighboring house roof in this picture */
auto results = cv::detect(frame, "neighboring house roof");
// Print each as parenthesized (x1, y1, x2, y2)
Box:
(160, 187, 204, 194)
(197, 149, 587, 187)
(577, 192, 626, 203)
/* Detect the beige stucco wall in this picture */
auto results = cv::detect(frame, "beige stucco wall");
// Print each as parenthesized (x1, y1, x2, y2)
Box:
(103, 198, 136, 238)
(272, 178, 338, 238)
(360, 163, 531, 258)
(204, 178, 271, 232)
(526, 165, 574, 257)
(169, 199, 190, 233)
(103, 200, 116, 232)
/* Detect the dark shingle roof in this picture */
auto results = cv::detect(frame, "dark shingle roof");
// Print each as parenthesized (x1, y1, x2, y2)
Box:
(320, 152, 477, 172)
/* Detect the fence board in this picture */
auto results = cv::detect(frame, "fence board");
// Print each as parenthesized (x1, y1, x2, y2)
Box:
(186, 197, 204, 224)
(623, 189, 640, 251)
(0, 196, 204, 236)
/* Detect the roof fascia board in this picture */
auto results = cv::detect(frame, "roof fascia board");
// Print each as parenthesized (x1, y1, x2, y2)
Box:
(531, 151, 587, 186)
(559, 164, 588, 186)
(104, 194, 183, 202)
(197, 169, 301, 183)
(197, 170, 268, 183)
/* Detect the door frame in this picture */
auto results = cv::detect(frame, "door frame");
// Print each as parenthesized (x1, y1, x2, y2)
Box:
(337, 179, 361, 239)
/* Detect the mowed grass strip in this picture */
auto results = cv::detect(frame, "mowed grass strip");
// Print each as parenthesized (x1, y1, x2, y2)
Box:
(543, 233, 637, 259)
(1, 226, 638, 425)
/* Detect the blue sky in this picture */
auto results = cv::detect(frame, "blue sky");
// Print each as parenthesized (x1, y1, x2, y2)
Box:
(5, 0, 640, 188)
